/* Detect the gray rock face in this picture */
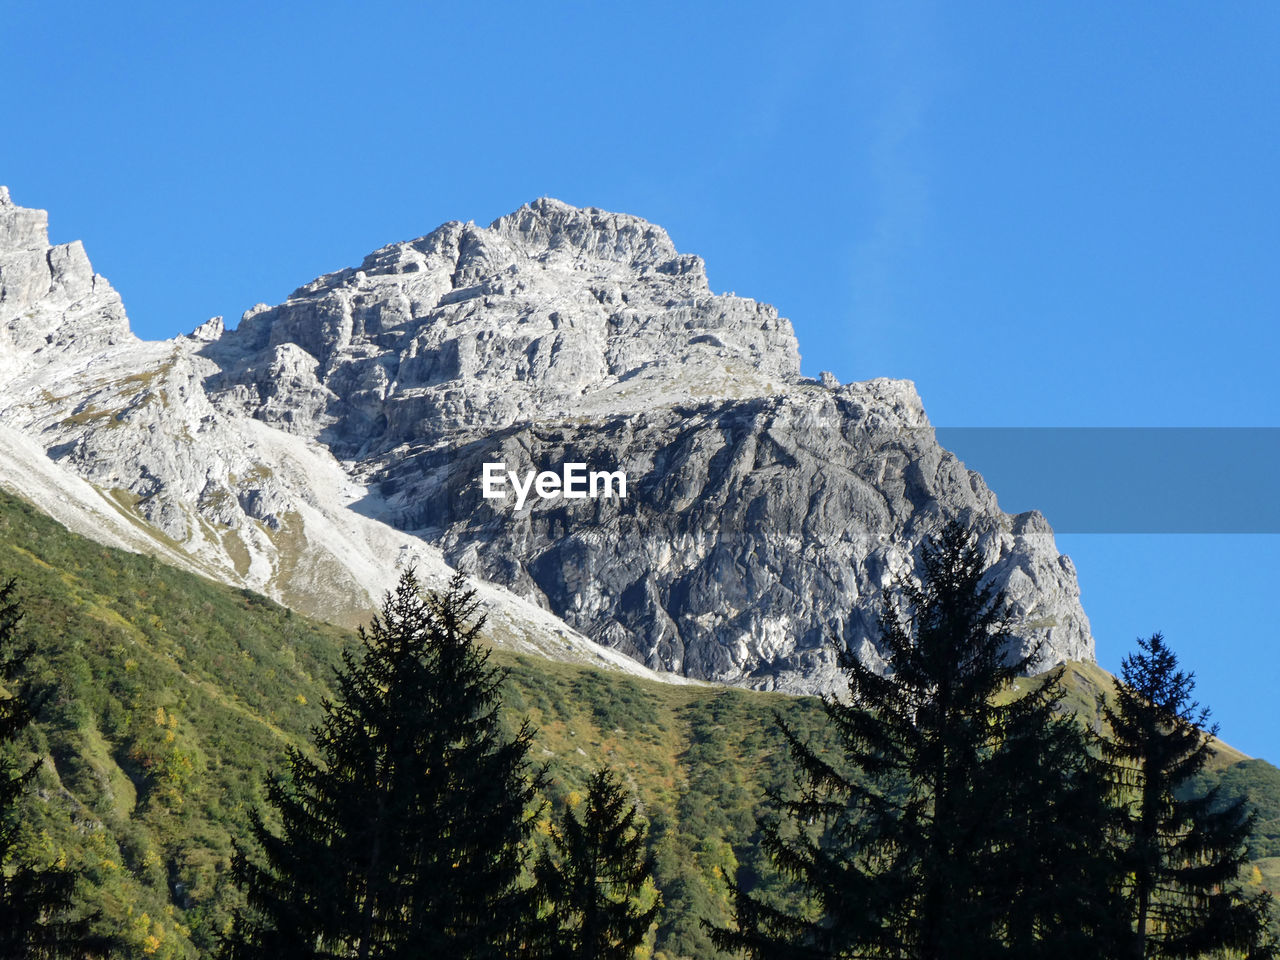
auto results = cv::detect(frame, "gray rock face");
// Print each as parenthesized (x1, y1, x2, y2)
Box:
(201, 198, 1093, 690)
(0, 190, 685, 682)
(0, 189, 1094, 693)
(347, 380, 1090, 692)
(0, 186, 135, 371)
(207, 199, 800, 453)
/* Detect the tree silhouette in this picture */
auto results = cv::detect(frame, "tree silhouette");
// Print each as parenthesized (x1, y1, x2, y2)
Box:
(1102, 632, 1275, 959)
(982, 668, 1126, 957)
(226, 569, 545, 959)
(533, 766, 659, 959)
(714, 521, 1120, 959)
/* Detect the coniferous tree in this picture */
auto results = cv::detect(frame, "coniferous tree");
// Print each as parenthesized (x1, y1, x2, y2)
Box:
(0, 578, 105, 959)
(225, 569, 545, 959)
(983, 670, 1126, 958)
(714, 521, 1119, 959)
(533, 766, 659, 960)
(1101, 632, 1275, 960)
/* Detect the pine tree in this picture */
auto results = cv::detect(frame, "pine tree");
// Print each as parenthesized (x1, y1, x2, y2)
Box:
(0, 578, 105, 959)
(982, 670, 1126, 958)
(533, 766, 659, 960)
(714, 521, 1119, 959)
(225, 569, 546, 959)
(1102, 632, 1275, 959)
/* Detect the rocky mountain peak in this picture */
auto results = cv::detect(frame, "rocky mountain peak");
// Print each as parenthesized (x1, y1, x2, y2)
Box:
(0, 189, 1095, 694)
(490, 197, 686, 271)
(1, 184, 51, 251)
(209, 199, 803, 452)
(187, 315, 225, 342)
(0, 187, 135, 372)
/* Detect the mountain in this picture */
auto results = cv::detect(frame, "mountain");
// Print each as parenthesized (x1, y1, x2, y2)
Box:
(0, 186, 1090, 691)
(1, 187, 1272, 956)
(0, 187, 682, 682)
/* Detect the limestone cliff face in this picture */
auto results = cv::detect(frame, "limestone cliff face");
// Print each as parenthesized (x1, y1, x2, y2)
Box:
(377, 385, 1091, 691)
(0, 189, 669, 679)
(0, 189, 1093, 692)
(206, 198, 801, 451)
(0, 186, 135, 372)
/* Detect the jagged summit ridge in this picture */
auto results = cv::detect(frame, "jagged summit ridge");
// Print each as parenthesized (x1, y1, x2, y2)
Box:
(0, 188, 683, 680)
(193, 197, 1089, 688)
(349, 198, 695, 292)
(0, 187, 134, 370)
(208, 198, 801, 454)
(0, 189, 1094, 692)
(490, 197, 685, 268)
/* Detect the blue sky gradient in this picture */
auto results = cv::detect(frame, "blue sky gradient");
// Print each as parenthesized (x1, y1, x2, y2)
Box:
(3, 1, 1277, 757)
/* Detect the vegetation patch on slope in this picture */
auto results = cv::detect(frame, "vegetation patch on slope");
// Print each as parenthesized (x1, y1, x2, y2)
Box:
(0, 487, 1274, 958)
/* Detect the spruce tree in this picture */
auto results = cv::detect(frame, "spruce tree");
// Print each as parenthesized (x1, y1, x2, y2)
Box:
(0, 578, 104, 959)
(982, 670, 1126, 958)
(533, 766, 659, 960)
(1101, 632, 1275, 959)
(226, 569, 545, 959)
(714, 521, 1119, 959)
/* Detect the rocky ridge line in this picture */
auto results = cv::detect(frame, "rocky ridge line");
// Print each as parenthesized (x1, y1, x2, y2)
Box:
(201, 197, 1093, 690)
(0, 189, 1094, 692)
(0, 187, 691, 683)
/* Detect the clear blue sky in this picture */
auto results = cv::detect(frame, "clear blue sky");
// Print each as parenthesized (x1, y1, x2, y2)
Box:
(3, 2, 1277, 758)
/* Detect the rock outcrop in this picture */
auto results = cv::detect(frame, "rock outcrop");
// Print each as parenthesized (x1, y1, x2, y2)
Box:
(206, 198, 800, 452)
(0, 188, 685, 681)
(374, 384, 1090, 691)
(0, 186, 135, 374)
(0, 189, 1093, 693)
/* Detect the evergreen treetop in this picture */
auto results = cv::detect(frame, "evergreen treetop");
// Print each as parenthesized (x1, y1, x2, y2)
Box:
(715, 521, 1120, 959)
(226, 569, 545, 959)
(533, 765, 659, 960)
(1102, 632, 1276, 959)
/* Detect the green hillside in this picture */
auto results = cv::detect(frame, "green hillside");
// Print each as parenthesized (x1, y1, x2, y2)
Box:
(0, 486, 1274, 958)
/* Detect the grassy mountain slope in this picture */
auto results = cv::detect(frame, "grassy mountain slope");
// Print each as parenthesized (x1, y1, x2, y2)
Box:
(0, 487, 1274, 958)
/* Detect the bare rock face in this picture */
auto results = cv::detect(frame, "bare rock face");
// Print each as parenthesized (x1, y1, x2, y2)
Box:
(0, 189, 1094, 693)
(201, 198, 1092, 689)
(0, 186, 135, 372)
(207, 199, 801, 452)
(0, 190, 673, 682)
(350, 379, 1090, 691)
